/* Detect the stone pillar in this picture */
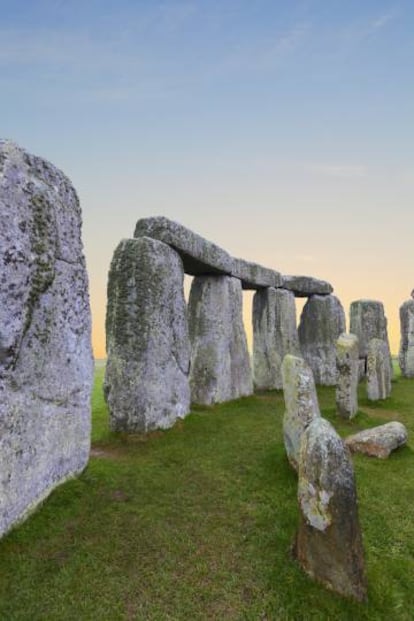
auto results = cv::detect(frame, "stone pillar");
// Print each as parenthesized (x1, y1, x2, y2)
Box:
(350, 299, 393, 379)
(336, 333, 359, 419)
(366, 338, 392, 401)
(298, 295, 346, 385)
(399, 299, 414, 377)
(104, 237, 191, 432)
(188, 275, 253, 405)
(253, 288, 300, 390)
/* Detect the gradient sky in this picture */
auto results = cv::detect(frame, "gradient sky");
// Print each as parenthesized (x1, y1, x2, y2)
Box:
(2, 0, 413, 357)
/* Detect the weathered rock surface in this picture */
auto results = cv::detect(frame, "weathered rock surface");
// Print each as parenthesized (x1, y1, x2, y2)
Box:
(0, 140, 93, 538)
(188, 275, 252, 405)
(281, 355, 321, 470)
(399, 299, 414, 378)
(104, 237, 191, 431)
(281, 275, 333, 297)
(298, 295, 346, 385)
(366, 338, 392, 401)
(336, 333, 359, 419)
(231, 258, 282, 289)
(345, 422, 408, 459)
(253, 288, 300, 390)
(296, 417, 367, 602)
(349, 299, 392, 377)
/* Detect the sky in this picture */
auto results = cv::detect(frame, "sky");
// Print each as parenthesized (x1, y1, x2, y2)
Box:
(2, 0, 413, 357)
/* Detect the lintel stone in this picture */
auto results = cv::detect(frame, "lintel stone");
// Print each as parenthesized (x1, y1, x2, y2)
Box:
(280, 275, 333, 297)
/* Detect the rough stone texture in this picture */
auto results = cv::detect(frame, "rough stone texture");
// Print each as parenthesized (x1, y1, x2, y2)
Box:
(281, 275, 333, 297)
(366, 338, 392, 401)
(0, 140, 93, 538)
(253, 288, 300, 390)
(345, 422, 408, 459)
(104, 237, 191, 431)
(231, 258, 282, 289)
(349, 299, 393, 378)
(188, 275, 253, 405)
(336, 333, 359, 419)
(296, 417, 367, 602)
(281, 355, 321, 471)
(298, 295, 346, 386)
(399, 299, 414, 378)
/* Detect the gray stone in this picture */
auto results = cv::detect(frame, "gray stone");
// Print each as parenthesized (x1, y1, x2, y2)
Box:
(281, 355, 321, 471)
(281, 275, 333, 297)
(188, 275, 252, 405)
(296, 418, 367, 602)
(399, 299, 414, 378)
(345, 422, 408, 459)
(253, 288, 300, 390)
(0, 140, 93, 538)
(298, 295, 346, 385)
(366, 338, 392, 401)
(349, 299, 392, 377)
(104, 237, 191, 431)
(231, 258, 282, 289)
(336, 333, 359, 419)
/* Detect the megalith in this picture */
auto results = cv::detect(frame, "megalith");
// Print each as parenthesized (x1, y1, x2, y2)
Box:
(349, 300, 392, 378)
(0, 140, 93, 537)
(253, 288, 300, 390)
(298, 295, 346, 385)
(104, 237, 191, 431)
(336, 333, 359, 419)
(399, 299, 414, 378)
(296, 417, 367, 602)
(188, 275, 253, 405)
(366, 338, 392, 401)
(346, 422, 408, 459)
(281, 354, 321, 471)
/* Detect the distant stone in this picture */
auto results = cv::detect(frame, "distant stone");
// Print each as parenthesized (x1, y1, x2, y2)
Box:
(358, 359, 366, 383)
(296, 418, 367, 602)
(345, 422, 408, 459)
(104, 237, 191, 431)
(298, 295, 346, 385)
(253, 288, 300, 390)
(336, 333, 359, 419)
(281, 355, 321, 470)
(231, 258, 282, 289)
(399, 299, 414, 378)
(0, 140, 93, 538)
(281, 275, 333, 297)
(366, 338, 392, 401)
(349, 299, 392, 378)
(188, 275, 253, 405)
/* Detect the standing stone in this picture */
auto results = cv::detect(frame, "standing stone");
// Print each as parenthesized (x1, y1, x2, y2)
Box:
(104, 237, 191, 431)
(0, 140, 93, 538)
(188, 276, 252, 405)
(253, 288, 300, 390)
(281, 355, 321, 471)
(399, 299, 414, 377)
(366, 338, 392, 401)
(296, 418, 367, 602)
(298, 295, 346, 385)
(336, 333, 359, 419)
(350, 300, 393, 378)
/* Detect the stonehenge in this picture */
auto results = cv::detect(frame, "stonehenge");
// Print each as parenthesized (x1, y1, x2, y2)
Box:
(349, 299, 393, 379)
(399, 298, 414, 377)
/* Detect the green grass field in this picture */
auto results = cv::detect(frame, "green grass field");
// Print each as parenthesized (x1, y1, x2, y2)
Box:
(0, 364, 413, 620)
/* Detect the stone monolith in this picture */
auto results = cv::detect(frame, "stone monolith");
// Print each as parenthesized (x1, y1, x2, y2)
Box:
(399, 299, 414, 378)
(366, 338, 392, 401)
(350, 299, 392, 378)
(346, 422, 408, 459)
(336, 333, 359, 419)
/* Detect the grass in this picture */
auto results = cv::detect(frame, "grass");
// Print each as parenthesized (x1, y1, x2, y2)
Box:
(0, 364, 413, 620)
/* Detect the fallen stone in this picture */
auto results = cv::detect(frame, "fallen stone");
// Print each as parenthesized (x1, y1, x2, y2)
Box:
(399, 299, 414, 378)
(231, 258, 282, 289)
(345, 422, 408, 459)
(336, 333, 359, 419)
(296, 417, 367, 602)
(281, 355, 321, 470)
(281, 275, 333, 297)
(366, 338, 392, 401)
(104, 237, 191, 431)
(349, 299, 393, 377)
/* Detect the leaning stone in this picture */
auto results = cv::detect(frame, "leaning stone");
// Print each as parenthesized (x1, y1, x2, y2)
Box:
(188, 275, 253, 405)
(231, 258, 282, 289)
(345, 422, 408, 459)
(298, 295, 346, 385)
(104, 237, 191, 431)
(253, 288, 300, 390)
(336, 333, 359, 419)
(281, 355, 321, 470)
(296, 418, 367, 602)
(399, 299, 414, 378)
(350, 299, 393, 378)
(281, 275, 333, 297)
(366, 338, 392, 401)
(0, 140, 93, 538)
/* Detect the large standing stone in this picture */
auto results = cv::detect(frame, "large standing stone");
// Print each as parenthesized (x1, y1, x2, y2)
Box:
(336, 333, 359, 419)
(188, 276, 252, 405)
(296, 418, 367, 602)
(253, 288, 300, 390)
(346, 422, 408, 459)
(298, 295, 346, 385)
(281, 275, 333, 297)
(366, 338, 392, 401)
(281, 355, 321, 470)
(349, 299, 392, 378)
(104, 237, 191, 431)
(399, 299, 414, 377)
(0, 140, 93, 538)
